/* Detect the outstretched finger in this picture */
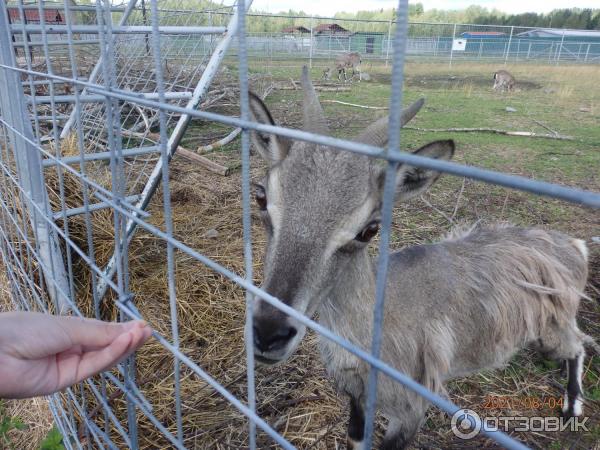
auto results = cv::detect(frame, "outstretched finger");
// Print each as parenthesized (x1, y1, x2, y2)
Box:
(58, 316, 148, 351)
(71, 323, 152, 384)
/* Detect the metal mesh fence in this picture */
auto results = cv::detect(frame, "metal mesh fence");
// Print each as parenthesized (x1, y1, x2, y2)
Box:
(0, 0, 599, 449)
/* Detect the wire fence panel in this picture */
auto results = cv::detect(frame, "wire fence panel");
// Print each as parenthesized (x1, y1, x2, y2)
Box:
(0, 0, 599, 449)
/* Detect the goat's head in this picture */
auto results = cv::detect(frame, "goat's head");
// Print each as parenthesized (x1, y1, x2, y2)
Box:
(248, 66, 454, 364)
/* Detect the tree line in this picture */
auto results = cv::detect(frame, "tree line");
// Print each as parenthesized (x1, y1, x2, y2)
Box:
(80, 1, 600, 33)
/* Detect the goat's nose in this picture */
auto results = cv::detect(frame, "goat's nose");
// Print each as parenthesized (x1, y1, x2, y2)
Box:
(253, 325, 297, 353)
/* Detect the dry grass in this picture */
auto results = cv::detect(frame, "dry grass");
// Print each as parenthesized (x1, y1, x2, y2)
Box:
(1, 61, 599, 449)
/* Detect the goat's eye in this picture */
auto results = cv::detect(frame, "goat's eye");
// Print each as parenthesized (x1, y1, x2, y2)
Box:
(255, 185, 267, 211)
(355, 221, 380, 243)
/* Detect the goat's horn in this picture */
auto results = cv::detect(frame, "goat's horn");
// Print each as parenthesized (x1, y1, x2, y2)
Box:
(400, 97, 424, 127)
(301, 66, 329, 135)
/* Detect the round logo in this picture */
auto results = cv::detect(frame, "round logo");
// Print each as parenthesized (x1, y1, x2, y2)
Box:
(451, 408, 481, 440)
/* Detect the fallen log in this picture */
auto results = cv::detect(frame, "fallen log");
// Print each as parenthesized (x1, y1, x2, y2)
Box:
(404, 127, 574, 141)
(176, 147, 230, 176)
(321, 99, 388, 110)
(121, 130, 230, 176)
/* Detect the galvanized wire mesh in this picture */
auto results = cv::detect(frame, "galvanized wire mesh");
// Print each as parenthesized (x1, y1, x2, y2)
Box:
(0, 1, 599, 449)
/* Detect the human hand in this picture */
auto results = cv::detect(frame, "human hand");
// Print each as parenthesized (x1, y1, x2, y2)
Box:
(0, 311, 152, 399)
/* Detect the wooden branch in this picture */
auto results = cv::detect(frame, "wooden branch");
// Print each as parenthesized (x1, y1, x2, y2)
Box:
(197, 127, 241, 153)
(321, 99, 388, 110)
(420, 195, 454, 225)
(120, 130, 230, 176)
(404, 126, 574, 141)
(451, 177, 466, 221)
(176, 147, 230, 176)
(277, 85, 351, 92)
(530, 118, 559, 136)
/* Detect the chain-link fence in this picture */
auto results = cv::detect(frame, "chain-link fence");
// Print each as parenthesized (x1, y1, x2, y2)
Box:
(216, 12, 600, 65)
(0, 0, 599, 449)
(7, 3, 600, 67)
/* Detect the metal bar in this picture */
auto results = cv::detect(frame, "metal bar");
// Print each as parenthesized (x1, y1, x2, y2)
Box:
(584, 43, 591, 62)
(237, 0, 257, 447)
(36, 0, 78, 308)
(504, 25, 514, 65)
(41, 146, 160, 166)
(94, 0, 254, 301)
(309, 16, 314, 68)
(148, 0, 182, 442)
(59, 0, 139, 139)
(385, 19, 393, 65)
(0, 0, 71, 313)
(12, 39, 100, 47)
(10, 24, 227, 34)
(28, 92, 193, 104)
(52, 195, 141, 220)
(10, 4, 125, 11)
(364, 0, 409, 445)
(557, 29, 566, 65)
(94, 0, 129, 443)
(449, 22, 457, 66)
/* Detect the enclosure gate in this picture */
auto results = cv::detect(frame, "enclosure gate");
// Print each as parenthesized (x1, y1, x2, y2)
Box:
(0, 0, 599, 449)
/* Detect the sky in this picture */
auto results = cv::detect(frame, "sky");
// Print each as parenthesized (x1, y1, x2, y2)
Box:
(250, 0, 599, 17)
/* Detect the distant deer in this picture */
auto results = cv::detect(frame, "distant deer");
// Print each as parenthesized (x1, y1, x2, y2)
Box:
(323, 52, 362, 82)
(493, 69, 515, 92)
(247, 66, 594, 449)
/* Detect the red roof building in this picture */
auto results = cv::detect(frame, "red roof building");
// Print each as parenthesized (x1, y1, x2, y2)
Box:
(7, 7, 66, 24)
(281, 26, 310, 34)
(313, 23, 352, 35)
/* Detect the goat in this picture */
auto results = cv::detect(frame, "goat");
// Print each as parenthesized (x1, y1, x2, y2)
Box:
(247, 66, 593, 449)
(329, 52, 362, 82)
(493, 69, 515, 92)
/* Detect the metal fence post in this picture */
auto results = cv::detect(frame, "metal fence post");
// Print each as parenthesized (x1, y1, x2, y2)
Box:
(584, 43, 591, 62)
(449, 22, 457, 67)
(0, 1, 71, 313)
(385, 19, 392, 66)
(556, 29, 565, 65)
(504, 25, 514, 65)
(309, 16, 314, 68)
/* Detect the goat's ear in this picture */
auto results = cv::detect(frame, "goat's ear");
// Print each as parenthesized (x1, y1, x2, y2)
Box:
(383, 140, 455, 202)
(248, 92, 290, 165)
(355, 98, 424, 148)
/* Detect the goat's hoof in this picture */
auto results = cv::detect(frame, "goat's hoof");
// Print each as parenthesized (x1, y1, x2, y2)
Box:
(562, 395, 584, 418)
(347, 437, 365, 450)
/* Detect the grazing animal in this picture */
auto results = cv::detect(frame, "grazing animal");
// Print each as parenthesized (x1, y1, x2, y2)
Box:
(493, 69, 515, 92)
(326, 52, 362, 82)
(247, 66, 593, 449)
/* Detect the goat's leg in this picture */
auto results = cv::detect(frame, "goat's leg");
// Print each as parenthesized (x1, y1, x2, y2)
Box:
(538, 325, 586, 417)
(563, 350, 585, 417)
(346, 395, 365, 450)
